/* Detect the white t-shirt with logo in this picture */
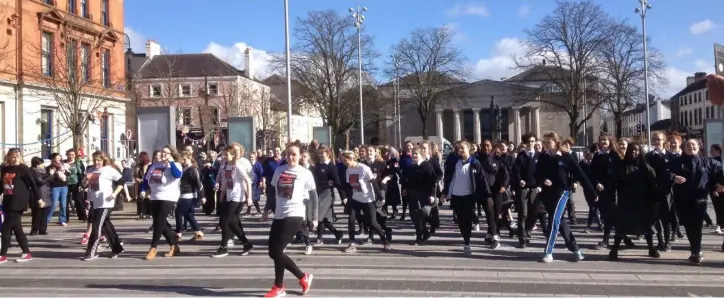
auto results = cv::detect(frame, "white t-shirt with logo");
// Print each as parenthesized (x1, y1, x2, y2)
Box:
(86, 166, 123, 209)
(271, 164, 315, 219)
(346, 163, 375, 203)
(221, 160, 250, 202)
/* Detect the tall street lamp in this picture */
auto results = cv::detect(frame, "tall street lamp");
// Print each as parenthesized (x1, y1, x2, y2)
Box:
(350, 6, 367, 144)
(284, 0, 293, 143)
(393, 56, 402, 149)
(636, 0, 652, 146)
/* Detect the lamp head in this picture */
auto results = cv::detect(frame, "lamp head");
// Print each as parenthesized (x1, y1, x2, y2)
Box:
(647, 4, 652, 9)
(634, 7, 640, 13)
(348, 8, 354, 13)
(362, 7, 368, 11)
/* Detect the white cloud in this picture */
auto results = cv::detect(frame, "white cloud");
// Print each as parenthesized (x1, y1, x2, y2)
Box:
(472, 37, 527, 80)
(518, 5, 531, 18)
(124, 27, 148, 53)
(447, 3, 490, 17)
(661, 61, 711, 98)
(202, 42, 274, 80)
(690, 19, 716, 35)
(676, 46, 693, 58)
(444, 23, 467, 42)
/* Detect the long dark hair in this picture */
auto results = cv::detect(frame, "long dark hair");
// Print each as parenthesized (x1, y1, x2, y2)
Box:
(623, 142, 648, 167)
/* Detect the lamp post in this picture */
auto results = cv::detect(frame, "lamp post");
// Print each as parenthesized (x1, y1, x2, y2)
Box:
(350, 6, 367, 144)
(284, 0, 293, 143)
(393, 57, 402, 149)
(636, 0, 652, 147)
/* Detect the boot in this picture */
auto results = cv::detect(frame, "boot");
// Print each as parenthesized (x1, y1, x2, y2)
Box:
(145, 248, 157, 260)
(164, 244, 180, 257)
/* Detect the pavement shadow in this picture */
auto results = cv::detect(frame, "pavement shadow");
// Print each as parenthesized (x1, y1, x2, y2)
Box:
(85, 284, 272, 296)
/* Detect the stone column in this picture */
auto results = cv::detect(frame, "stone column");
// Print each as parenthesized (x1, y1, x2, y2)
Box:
(473, 108, 481, 144)
(513, 108, 521, 144)
(532, 107, 541, 137)
(436, 109, 444, 138)
(453, 109, 462, 141)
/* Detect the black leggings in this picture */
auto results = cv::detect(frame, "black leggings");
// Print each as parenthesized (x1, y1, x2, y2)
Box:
(68, 184, 87, 221)
(86, 208, 123, 256)
(451, 195, 475, 246)
(0, 210, 29, 256)
(150, 200, 177, 248)
(347, 199, 387, 243)
(268, 217, 306, 287)
(220, 201, 249, 246)
(675, 198, 707, 255)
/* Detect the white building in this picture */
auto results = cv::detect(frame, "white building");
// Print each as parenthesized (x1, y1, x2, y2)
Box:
(604, 99, 671, 137)
(670, 72, 717, 138)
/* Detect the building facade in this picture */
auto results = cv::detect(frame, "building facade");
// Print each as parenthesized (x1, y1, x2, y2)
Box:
(0, 0, 128, 161)
(603, 99, 671, 138)
(375, 67, 601, 147)
(670, 72, 718, 138)
(262, 74, 323, 148)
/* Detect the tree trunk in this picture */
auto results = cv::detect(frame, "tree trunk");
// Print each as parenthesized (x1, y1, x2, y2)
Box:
(569, 120, 578, 144)
(614, 113, 623, 139)
(344, 130, 350, 150)
(420, 116, 428, 139)
(72, 130, 84, 155)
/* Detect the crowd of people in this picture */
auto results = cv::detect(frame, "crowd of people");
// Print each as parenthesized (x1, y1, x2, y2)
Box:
(0, 129, 723, 298)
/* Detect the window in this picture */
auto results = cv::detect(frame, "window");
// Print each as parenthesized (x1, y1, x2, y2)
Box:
(150, 84, 162, 97)
(68, 0, 76, 14)
(706, 107, 710, 119)
(100, 113, 109, 153)
(180, 84, 191, 96)
(40, 109, 53, 159)
(80, 0, 88, 17)
(101, 50, 110, 88)
(81, 43, 90, 83)
(208, 83, 218, 95)
(44, 0, 53, 5)
(211, 107, 220, 125)
(41, 32, 53, 76)
(181, 108, 191, 125)
(67, 39, 77, 82)
(101, 0, 109, 26)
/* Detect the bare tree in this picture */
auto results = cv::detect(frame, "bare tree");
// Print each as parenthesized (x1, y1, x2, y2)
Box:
(387, 26, 469, 138)
(269, 9, 380, 144)
(514, 0, 613, 140)
(598, 20, 667, 138)
(0, 1, 16, 74)
(137, 55, 186, 126)
(254, 89, 284, 149)
(25, 24, 125, 149)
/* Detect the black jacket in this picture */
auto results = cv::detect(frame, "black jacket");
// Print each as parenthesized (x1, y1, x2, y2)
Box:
(590, 150, 620, 189)
(513, 150, 539, 190)
(535, 151, 596, 200)
(669, 154, 723, 201)
(1, 164, 41, 211)
(442, 154, 487, 197)
(645, 149, 675, 196)
(478, 152, 509, 193)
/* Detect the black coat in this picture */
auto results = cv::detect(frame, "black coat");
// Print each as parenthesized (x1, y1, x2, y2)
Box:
(382, 158, 402, 206)
(614, 159, 658, 235)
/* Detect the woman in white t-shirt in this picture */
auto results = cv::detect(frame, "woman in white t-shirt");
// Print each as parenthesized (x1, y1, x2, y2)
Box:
(262, 144, 318, 298)
(81, 151, 125, 261)
(140, 145, 183, 260)
(211, 147, 254, 258)
(341, 150, 392, 253)
(214, 143, 252, 246)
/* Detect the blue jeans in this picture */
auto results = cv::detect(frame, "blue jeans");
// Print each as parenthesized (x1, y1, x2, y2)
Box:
(175, 198, 200, 233)
(48, 186, 68, 224)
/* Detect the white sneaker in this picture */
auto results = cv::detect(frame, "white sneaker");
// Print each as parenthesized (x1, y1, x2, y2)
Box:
(574, 250, 584, 262)
(227, 239, 235, 247)
(304, 246, 313, 255)
(463, 245, 471, 256)
(540, 254, 553, 263)
(716, 227, 722, 235)
(474, 224, 480, 232)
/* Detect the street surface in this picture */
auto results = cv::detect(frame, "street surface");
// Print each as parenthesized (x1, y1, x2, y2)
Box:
(2, 192, 724, 297)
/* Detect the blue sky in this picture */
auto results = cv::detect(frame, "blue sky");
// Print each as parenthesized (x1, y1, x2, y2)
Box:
(125, 0, 724, 98)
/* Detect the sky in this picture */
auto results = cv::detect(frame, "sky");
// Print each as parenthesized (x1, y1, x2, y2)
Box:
(124, 0, 724, 99)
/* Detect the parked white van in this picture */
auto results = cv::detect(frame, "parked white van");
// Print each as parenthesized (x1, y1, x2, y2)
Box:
(404, 136, 454, 158)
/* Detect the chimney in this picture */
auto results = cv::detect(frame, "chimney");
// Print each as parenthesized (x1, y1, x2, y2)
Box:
(686, 76, 695, 86)
(145, 40, 161, 58)
(694, 72, 707, 82)
(244, 47, 253, 79)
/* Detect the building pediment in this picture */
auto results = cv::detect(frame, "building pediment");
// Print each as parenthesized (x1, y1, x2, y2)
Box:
(439, 79, 539, 110)
(99, 29, 119, 43)
(37, 9, 64, 25)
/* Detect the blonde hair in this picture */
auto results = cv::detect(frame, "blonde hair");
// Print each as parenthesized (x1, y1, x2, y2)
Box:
(4, 148, 23, 166)
(341, 150, 357, 161)
(91, 150, 112, 166)
(230, 142, 245, 157)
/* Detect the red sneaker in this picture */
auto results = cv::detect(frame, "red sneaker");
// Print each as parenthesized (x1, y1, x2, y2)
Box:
(80, 234, 89, 245)
(16, 253, 32, 263)
(0, 256, 7, 264)
(299, 273, 313, 295)
(263, 285, 286, 298)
